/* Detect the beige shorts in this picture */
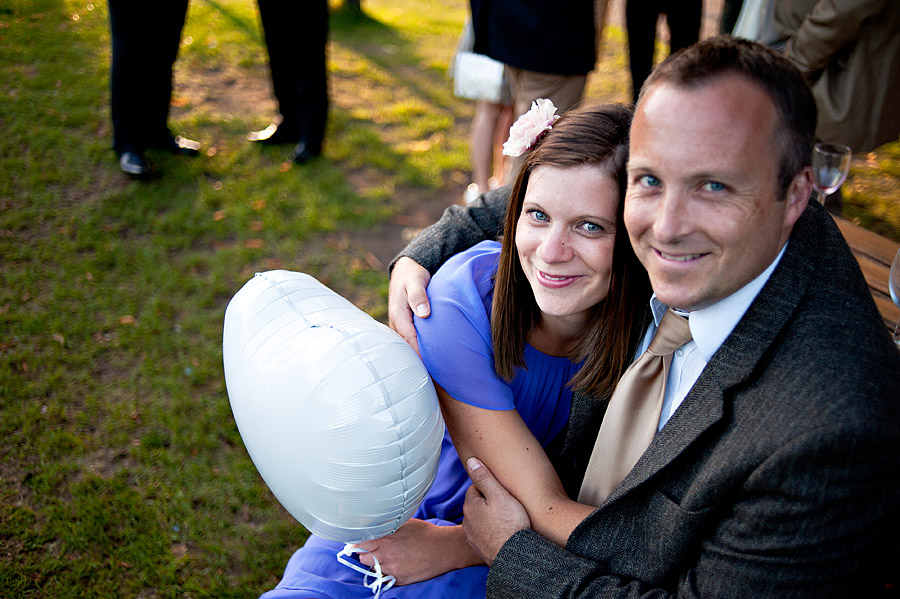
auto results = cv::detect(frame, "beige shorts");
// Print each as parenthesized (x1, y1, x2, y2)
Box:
(505, 67, 588, 120)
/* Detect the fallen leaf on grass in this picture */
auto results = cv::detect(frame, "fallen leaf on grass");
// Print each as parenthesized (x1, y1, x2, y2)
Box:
(244, 239, 264, 249)
(93, 331, 113, 344)
(52, 333, 65, 347)
(365, 252, 383, 270)
(325, 235, 350, 251)
(118, 315, 135, 325)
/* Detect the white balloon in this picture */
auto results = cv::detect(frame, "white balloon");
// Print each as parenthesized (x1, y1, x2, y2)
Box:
(223, 270, 444, 543)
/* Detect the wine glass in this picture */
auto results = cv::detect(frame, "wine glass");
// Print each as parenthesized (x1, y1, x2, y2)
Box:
(890, 248, 900, 346)
(812, 142, 852, 205)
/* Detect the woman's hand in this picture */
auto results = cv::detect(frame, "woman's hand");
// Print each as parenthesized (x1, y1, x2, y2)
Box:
(353, 518, 483, 585)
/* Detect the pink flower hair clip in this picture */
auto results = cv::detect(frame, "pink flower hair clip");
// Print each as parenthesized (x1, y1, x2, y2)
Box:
(502, 98, 560, 157)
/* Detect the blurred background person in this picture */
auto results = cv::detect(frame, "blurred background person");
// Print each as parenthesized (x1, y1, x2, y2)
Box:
(451, 16, 514, 203)
(107, 0, 200, 178)
(775, 0, 900, 154)
(248, 0, 329, 166)
(774, 0, 900, 213)
(719, 0, 745, 34)
(732, 0, 780, 46)
(625, 0, 702, 104)
(467, 100, 514, 202)
(470, 0, 609, 177)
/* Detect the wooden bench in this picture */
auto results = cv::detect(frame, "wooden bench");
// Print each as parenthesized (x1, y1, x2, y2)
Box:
(833, 216, 899, 332)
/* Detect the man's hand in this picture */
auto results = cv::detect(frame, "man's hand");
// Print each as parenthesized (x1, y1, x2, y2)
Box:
(353, 519, 481, 585)
(388, 257, 431, 354)
(463, 457, 531, 566)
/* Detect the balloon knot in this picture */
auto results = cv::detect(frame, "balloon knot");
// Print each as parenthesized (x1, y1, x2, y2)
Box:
(336, 543, 396, 599)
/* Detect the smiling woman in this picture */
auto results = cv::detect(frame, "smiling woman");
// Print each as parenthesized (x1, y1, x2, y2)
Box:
(256, 103, 650, 599)
(427, 104, 650, 559)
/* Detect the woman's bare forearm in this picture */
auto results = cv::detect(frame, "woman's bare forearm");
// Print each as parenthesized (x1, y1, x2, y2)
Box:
(437, 385, 594, 546)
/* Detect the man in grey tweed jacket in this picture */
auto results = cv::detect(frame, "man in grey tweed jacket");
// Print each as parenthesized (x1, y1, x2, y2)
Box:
(389, 38, 900, 597)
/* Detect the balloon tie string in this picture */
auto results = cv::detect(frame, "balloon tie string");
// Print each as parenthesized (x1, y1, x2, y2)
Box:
(336, 544, 396, 599)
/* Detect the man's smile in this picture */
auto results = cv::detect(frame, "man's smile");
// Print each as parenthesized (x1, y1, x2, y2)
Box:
(654, 249, 707, 262)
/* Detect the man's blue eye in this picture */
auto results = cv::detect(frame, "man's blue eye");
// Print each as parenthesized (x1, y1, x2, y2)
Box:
(641, 175, 660, 187)
(704, 181, 725, 192)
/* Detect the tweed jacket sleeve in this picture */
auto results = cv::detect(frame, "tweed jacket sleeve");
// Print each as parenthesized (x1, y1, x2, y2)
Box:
(389, 186, 510, 275)
(489, 422, 900, 598)
(485, 202, 900, 598)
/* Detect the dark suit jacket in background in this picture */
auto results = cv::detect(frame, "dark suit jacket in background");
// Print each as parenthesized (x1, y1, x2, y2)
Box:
(470, 0, 596, 76)
(394, 190, 900, 597)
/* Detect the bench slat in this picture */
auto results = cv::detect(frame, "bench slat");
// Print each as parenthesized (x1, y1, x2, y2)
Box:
(832, 216, 899, 331)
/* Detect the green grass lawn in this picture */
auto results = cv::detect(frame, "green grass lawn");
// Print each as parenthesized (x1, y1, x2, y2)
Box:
(1, 0, 898, 597)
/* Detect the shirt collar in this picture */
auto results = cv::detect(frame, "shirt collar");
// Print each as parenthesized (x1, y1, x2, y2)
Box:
(649, 242, 789, 362)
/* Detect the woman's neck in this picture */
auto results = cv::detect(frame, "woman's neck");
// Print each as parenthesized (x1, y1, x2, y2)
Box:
(527, 315, 587, 358)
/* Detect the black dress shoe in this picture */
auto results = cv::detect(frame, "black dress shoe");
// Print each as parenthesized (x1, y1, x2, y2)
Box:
(150, 135, 201, 156)
(291, 142, 321, 165)
(119, 151, 150, 178)
(248, 123, 300, 145)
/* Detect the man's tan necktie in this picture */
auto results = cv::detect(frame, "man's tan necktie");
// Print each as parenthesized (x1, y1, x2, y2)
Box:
(578, 310, 693, 505)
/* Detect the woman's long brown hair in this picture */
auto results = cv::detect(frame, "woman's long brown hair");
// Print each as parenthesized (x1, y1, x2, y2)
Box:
(491, 103, 650, 400)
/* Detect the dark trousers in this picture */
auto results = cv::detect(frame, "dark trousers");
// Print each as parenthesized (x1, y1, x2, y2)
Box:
(257, 0, 329, 153)
(626, 0, 702, 104)
(719, 0, 744, 34)
(108, 0, 189, 155)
